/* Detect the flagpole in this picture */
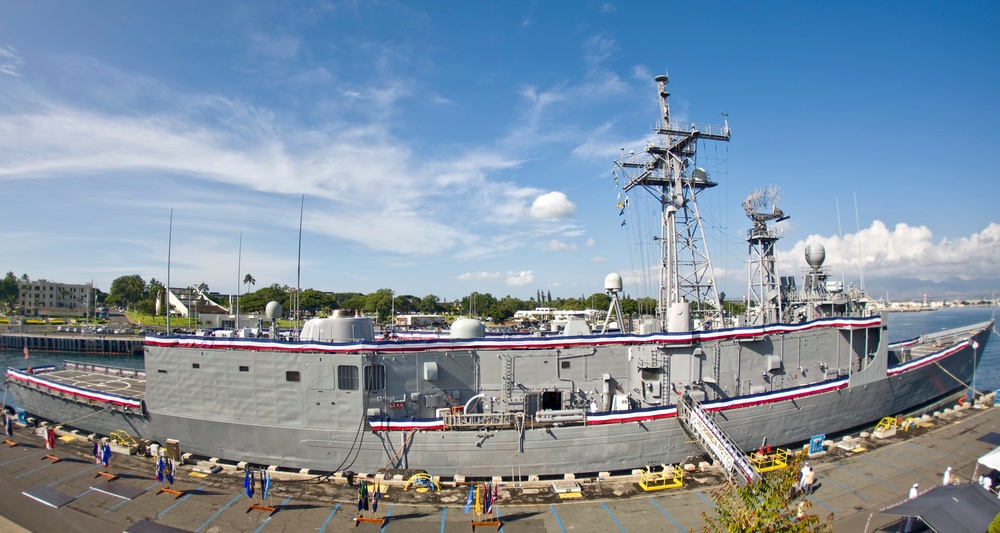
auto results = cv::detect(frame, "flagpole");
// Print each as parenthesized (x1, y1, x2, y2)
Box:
(166, 208, 173, 335)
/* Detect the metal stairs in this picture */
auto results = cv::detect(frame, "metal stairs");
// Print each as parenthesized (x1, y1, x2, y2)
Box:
(676, 394, 759, 484)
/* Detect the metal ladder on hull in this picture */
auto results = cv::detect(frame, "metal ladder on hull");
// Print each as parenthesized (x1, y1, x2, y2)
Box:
(676, 394, 759, 484)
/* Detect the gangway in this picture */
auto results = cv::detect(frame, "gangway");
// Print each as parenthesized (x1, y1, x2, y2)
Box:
(676, 394, 759, 484)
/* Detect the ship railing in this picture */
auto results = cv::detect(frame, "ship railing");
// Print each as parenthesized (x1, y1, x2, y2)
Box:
(749, 448, 790, 473)
(64, 360, 146, 379)
(443, 412, 524, 430)
(655, 119, 731, 140)
(638, 464, 684, 491)
(677, 394, 759, 484)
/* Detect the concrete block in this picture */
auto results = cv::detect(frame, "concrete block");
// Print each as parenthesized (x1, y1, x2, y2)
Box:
(698, 461, 711, 469)
(598, 471, 611, 479)
(873, 427, 897, 439)
(492, 476, 503, 483)
(933, 411, 942, 417)
(109, 443, 136, 455)
(684, 463, 697, 472)
(563, 473, 576, 481)
(631, 469, 644, 476)
(454, 475, 465, 484)
(859, 431, 871, 438)
(822, 439, 834, 447)
(528, 475, 540, 482)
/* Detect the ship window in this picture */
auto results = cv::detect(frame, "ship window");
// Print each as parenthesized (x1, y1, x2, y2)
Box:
(239, 366, 249, 372)
(561, 361, 570, 369)
(286, 370, 301, 382)
(157, 369, 167, 374)
(338, 365, 359, 390)
(364, 364, 385, 391)
(192, 363, 200, 369)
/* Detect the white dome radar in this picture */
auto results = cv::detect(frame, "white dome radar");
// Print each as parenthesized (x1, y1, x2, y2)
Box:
(604, 273, 623, 293)
(805, 242, 826, 268)
(265, 301, 283, 320)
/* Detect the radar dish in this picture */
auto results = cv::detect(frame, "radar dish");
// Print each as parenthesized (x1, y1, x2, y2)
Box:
(742, 186, 789, 234)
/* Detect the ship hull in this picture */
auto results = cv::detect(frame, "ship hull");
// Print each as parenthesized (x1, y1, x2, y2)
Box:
(140, 321, 988, 477)
(5, 320, 989, 478)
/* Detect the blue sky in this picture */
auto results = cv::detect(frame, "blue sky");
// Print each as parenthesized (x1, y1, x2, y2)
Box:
(2, 1, 998, 302)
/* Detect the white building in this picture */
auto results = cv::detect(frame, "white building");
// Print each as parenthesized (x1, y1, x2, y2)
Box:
(18, 279, 92, 317)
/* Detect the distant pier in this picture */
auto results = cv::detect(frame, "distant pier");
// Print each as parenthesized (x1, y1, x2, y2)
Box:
(0, 333, 143, 355)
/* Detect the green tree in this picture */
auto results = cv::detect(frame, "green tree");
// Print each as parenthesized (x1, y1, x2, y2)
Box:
(300, 289, 336, 316)
(242, 274, 255, 294)
(989, 511, 1000, 533)
(366, 289, 394, 324)
(700, 455, 833, 533)
(107, 275, 146, 311)
(0, 271, 19, 314)
(418, 294, 442, 314)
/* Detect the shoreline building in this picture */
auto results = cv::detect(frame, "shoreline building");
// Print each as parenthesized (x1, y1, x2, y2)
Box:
(18, 279, 93, 318)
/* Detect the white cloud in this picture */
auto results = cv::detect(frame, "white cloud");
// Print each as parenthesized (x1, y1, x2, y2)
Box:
(547, 239, 577, 251)
(590, 256, 607, 262)
(0, 45, 23, 77)
(506, 271, 534, 286)
(780, 221, 1000, 283)
(457, 271, 502, 282)
(586, 238, 596, 247)
(529, 191, 576, 219)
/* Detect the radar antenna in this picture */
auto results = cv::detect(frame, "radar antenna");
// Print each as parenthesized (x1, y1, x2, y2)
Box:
(743, 186, 788, 325)
(614, 73, 731, 332)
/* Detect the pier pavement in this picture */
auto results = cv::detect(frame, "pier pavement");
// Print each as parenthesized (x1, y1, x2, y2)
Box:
(0, 402, 997, 533)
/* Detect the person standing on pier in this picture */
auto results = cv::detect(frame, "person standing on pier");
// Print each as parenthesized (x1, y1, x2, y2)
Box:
(942, 466, 952, 485)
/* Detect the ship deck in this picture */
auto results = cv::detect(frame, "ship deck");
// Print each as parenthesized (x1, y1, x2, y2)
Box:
(32, 369, 146, 401)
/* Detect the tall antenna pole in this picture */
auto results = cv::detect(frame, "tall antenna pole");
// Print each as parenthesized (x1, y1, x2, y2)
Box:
(236, 231, 242, 332)
(853, 192, 865, 291)
(167, 208, 173, 335)
(296, 195, 304, 339)
(836, 198, 846, 286)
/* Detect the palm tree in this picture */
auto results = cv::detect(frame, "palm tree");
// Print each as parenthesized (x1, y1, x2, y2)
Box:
(243, 274, 255, 295)
(197, 282, 209, 294)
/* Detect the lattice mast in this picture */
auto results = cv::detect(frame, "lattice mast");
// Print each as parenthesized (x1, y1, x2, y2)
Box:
(616, 73, 730, 330)
(743, 187, 789, 325)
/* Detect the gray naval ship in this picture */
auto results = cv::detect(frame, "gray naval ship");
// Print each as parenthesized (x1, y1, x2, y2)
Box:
(6, 72, 994, 479)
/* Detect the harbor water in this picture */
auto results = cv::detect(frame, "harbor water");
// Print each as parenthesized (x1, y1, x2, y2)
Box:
(2, 306, 999, 410)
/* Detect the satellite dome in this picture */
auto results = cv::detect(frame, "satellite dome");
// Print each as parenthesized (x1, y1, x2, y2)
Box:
(805, 242, 826, 268)
(265, 301, 282, 320)
(604, 273, 623, 293)
(450, 318, 485, 340)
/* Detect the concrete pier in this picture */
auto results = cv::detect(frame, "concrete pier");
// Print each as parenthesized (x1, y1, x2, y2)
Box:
(0, 399, 996, 532)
